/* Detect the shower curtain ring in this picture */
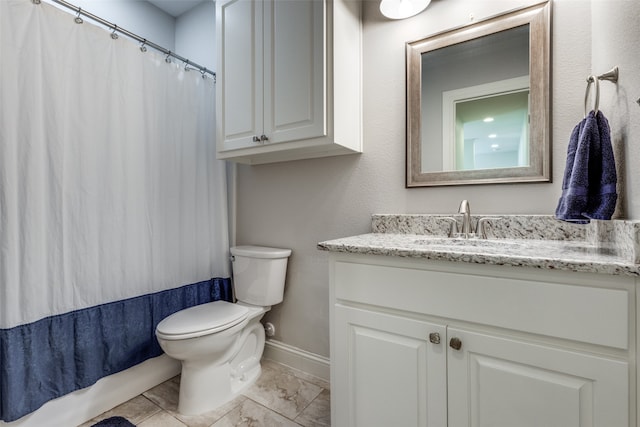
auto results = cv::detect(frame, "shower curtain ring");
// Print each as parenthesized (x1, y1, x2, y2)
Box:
(184, 60, 190, 71)
(110, 25, 119, 40)
(201, 68, 207, 79)
(139, 40, 147, 53)
(74, 9, 83, 24)
(165, 52, 172, 64)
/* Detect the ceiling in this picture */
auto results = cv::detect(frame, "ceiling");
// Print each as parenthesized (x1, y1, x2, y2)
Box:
(147, 0, 209, 17)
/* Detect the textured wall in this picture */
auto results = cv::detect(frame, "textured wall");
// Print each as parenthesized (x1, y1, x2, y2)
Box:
(236, 0, 640, 358)
(590, 0, 640, 219)
(175, 1, 215, 71)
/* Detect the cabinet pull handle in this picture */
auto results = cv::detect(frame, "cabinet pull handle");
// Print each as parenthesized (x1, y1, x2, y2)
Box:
(449, 337, 462, 351)
(260, 134, 269, 142)
(429, 332, 441, 344)
(252, 136, 261, 143)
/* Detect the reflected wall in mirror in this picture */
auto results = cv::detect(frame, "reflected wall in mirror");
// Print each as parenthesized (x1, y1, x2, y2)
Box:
(406, 2, 550, 187)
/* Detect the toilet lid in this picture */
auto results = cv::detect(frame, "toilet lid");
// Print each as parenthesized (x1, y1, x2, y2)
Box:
(156, 301, 249, 337)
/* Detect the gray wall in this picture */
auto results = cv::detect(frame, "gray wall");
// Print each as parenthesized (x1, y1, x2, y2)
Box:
(176, 1, 216, 71)
(236, 0, 640, 359)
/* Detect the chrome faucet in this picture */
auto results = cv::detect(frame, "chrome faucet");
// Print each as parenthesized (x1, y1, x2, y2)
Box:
(458, 199, 473, 235)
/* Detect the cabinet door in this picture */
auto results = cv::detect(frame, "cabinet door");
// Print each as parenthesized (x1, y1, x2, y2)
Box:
(216, 0, 263, 150)
(333, 305, 447, 427)
(447, 328, 629, 427)
(263, 0, 325, 144)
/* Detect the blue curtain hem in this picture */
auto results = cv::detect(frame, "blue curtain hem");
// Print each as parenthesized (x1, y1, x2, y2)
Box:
(0, 277, 232, 422)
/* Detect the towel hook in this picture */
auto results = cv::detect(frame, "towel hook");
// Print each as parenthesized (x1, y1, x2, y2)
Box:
(584, 75, 600, 118)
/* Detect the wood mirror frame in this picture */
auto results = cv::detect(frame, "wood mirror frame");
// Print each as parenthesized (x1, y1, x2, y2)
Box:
(406, 2, 551, 187)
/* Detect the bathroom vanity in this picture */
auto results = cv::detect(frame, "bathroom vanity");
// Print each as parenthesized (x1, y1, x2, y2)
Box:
(319, 215, 640, 427)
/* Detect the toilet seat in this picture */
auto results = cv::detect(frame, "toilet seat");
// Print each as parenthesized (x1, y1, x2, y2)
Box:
(156, 300, 249, 340)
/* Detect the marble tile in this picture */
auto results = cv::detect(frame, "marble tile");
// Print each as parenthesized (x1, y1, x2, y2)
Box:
(174, 396, 248, 427)
(138, 411, 188, 427)
(88, 360, 332, 427)
(243, 362, 323, 420)
(78, 395, 161, 427)
(143, 375, 246, 427)
(295, 389, 330, 427)
(263, 360, 330, 391)
(143, 376, 181, 412)
(211, 399, 300, 427)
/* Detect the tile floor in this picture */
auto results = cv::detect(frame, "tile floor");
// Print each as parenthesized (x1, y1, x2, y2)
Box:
(79, 360, 330, 427)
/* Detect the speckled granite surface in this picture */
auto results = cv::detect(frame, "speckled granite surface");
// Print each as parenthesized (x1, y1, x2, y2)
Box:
(318, 215, 640, 276)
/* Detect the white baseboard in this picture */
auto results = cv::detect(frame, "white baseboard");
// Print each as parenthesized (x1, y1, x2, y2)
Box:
(263, 339, 330, 383)
(2, 355, 180, 427)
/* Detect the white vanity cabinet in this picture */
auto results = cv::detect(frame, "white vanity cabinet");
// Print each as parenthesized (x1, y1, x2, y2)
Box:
(333, 305, 448, 426)
(329, 253, 635, 427)
(215, 0, 362, 164)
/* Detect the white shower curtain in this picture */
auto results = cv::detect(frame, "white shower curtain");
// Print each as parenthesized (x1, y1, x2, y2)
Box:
(0, 0, 230, 421)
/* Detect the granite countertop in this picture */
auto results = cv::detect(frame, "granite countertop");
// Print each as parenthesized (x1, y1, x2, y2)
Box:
(317, 215, 640, 277)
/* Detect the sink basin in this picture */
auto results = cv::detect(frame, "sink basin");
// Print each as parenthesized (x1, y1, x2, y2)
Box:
(412, 237, 617, 258)
(412, 237, 530, 254)
(414, 237, 525, 248)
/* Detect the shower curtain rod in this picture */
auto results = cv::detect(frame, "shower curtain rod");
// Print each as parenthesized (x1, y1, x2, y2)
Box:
(34, 0, 216, 80)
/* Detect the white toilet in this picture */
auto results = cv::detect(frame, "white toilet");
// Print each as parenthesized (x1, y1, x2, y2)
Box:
(155, 245, 291, 415)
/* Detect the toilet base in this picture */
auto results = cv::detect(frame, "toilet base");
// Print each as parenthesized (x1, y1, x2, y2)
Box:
(174, 314, 267, 415)
(177, 361, 262, 415)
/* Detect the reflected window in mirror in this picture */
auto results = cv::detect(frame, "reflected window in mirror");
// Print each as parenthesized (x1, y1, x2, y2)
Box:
(406, 2, 550, 187)
(453, 90, 530, 171)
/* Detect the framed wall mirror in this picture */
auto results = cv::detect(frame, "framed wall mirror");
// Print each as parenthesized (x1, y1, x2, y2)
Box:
(406, 2, 550, 187)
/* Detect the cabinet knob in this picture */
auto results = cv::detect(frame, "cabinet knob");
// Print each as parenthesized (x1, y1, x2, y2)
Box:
(429, 332, 441, 344)
(252, 136, 261, 143)
(260, 134, 269, 142)
(449, 337, 462, 351)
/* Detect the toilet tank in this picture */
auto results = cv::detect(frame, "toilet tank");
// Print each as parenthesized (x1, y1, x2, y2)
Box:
(230, 245, 292, 306)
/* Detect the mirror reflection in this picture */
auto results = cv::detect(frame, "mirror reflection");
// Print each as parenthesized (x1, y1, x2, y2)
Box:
(422, 25, 529, 172)
(447, 81, 530, 171)
(406, 2, 550, 187)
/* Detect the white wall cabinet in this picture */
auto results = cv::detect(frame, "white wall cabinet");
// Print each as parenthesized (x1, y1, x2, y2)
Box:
(216, 0, 362, 164)
(330, 254, 635, 427)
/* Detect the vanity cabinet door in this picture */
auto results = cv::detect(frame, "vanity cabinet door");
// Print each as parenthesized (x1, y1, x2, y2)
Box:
(333, 305, 447, 427)
(447, 327, 629, 427)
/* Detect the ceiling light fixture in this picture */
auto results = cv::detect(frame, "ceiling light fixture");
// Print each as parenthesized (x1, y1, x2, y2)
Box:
(483, 117, 494, 123)
(380, 0, 431, 20)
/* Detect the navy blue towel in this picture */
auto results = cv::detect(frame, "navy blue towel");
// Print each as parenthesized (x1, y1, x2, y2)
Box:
(555, 110, 617, 224)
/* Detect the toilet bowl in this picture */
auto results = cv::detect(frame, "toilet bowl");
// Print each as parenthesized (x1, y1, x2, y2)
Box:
(155, 245, 291, 415)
